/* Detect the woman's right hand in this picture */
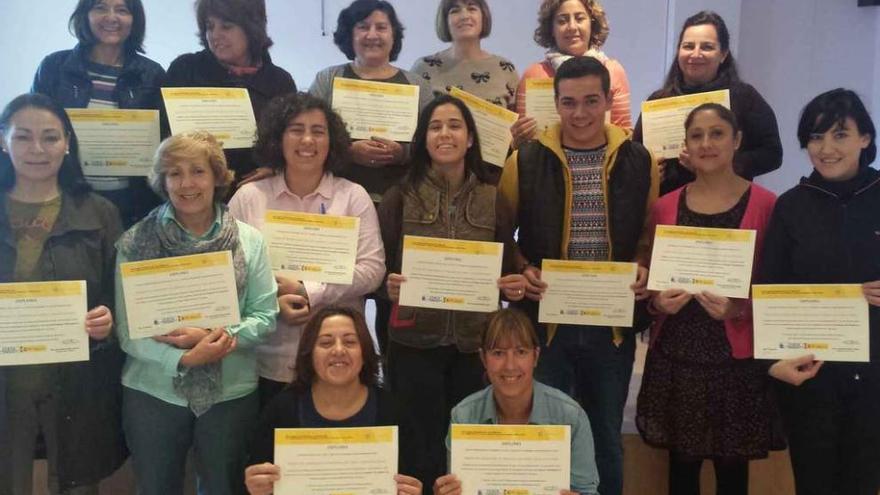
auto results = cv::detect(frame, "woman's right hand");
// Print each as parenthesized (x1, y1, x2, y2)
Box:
(510, 115, 538, 150)
(386, 273, 406, 303)
(153, 327, 210, 349)
(351, 138, 397, 167)
(278, 294, 310, 326)
(238, 166, 275, 187)
(677, 148, 693, 171)
(769, 354, 824, 386)
(433, 474, 462, 495)
(522, 265, 548, 301)
(244, 463, 280, 495)
(652, 288, 693, 315)
(179, 328, 236, 368)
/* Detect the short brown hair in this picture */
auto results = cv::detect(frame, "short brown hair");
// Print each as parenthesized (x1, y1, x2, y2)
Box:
(149, 132, 234, 200)
(195, 0, 273, 63)
(481, 308, 540, 351)
(534, 0, 610, 51)
(435, 0, 492, 43)
(290, 306, 380, 391)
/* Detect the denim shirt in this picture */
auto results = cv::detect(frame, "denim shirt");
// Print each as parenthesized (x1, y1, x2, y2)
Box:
(446, 380, 599, 494)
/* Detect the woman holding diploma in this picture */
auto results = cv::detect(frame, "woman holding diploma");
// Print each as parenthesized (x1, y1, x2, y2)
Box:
(32, 0, 164, 227)
(0, 93, 126, 494)
(511, 0, 631, 148)
(378, 94, 527, 486)
(165, 0, 296, 187)
(244, 306, 424, 495)
(434, 308, 599, 495)
(229, 93, 385, 406)
(761, 89, 880, 495)
(309, 0, 432, 203)
(636, 103, 781, 495)
(411, 0, 519, 110)
(632, 11, 782, 195)
(115, 132, 277, 495)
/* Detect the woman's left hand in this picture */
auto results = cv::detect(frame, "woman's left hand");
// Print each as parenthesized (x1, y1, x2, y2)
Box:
(694, 291, 740, 320)
(85, 305, 113, 340)
(498, 274, 528, 301)
(862, 280, 880, 306)
(238, 166, 275, 187)
(433, 474, 461, 495)
(394, 474, 422, 495)
(371, 136, 404, 164)
(631, 265, 650, 301)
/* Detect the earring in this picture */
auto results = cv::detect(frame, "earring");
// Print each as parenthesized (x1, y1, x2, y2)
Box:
(65, 149, 70, 155)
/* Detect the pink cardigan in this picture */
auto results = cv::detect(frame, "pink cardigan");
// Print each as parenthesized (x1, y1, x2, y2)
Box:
(647, 183, 776, 359)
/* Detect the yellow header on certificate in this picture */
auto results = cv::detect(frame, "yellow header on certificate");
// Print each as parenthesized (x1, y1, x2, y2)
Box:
(542, 260, 636, 275)
(403, 235, 501, 256)
(752, 284, 864, 299)
(275, 426, 394, 445)
(641, 89, 730, 113)
(161, 87, 249, 100)
(450, 424, 567, 441)
(655, 225, 755, 242)
(0, 280, 84, 299)
(333, 77, 418, 97)
(66, 108, 158, 123)
(450, 87, 518, 122)
(526, 78, 554, 91)
(120, 251, 231, 277)
(264, 210, 358, 229)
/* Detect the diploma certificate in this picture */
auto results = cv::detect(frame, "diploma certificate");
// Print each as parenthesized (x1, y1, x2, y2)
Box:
(0, 281, 88, 366)
(161, 87, 257, 149)
(525, 79, 560, 133)
(539, 260, 637, 327)
(399, 235, 502, 313)
(647, 225, 756, 298)
(274, 426, 398, 495)
(66, 109, 160, 176)
(450, 87, 518, 167)
(450, 424, 570, 495)
(640, 89, 730, 159)
(332, 77, 420, 142)
(753, 284, 870, 362)
(261, 210, 360, 284)
(120, 251, 241, 339)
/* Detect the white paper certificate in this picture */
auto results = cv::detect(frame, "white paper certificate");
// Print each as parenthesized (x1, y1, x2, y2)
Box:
(450, 87, 518, 168)
(647, 225, 756, 298)
(161, 87, 257, 149)
(261, 210, 360, 284)
(66, 109, 160, 176)
(450, 424, 570, 495)
(0, 281, 89, 366)
(332, 77, 420, 142)
(539, 260, 637, 327)
(525, 79, 560, 133)
(399, 235, 503, 313)
(640, 89, 730, 159)
(120, 251, 241, 339)
(752, 284, 870, 362)
(274, 426, 398, 495)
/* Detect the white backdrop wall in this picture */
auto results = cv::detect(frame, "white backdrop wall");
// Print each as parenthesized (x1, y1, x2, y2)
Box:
(1, 0, 878, 194)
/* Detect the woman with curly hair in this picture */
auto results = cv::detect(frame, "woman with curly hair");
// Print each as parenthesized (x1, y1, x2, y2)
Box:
(229, 93, 385, 406)
(511, 0, 631, 148)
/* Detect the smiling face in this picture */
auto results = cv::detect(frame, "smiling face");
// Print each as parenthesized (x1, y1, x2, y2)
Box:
(164, 157, 217, 225)
(481, 336, 539, 403)
(684, 108, 741, 175)
(426, 103, 473, 170)
(352, 9, 394, 66)
(312, 315, 364, 388)
(552, 0, 591, 56)
(447, 0, 483, 41)
(282, 109, 330, 177)
(807, 117, 871, 182)
(2, 107, 68, 189)
(677, 24, 727, 87)
(555, 74, 609, 149)
(88, 0, 133, 48)
(206, 15, 251, 67)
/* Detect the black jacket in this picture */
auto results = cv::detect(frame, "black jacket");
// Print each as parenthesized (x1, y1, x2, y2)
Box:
(761, 167, 880, 368)
(164, 49, 297, 181)
(0, 192, 127, 489)
(633, 77, 783, 194)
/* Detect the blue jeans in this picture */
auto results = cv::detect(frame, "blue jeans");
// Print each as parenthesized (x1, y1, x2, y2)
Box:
(535, 325, 635, 495)
(122, 387, 258, 495)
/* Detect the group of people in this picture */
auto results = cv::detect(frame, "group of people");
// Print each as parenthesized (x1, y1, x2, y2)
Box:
(0, 0, 877, 495)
